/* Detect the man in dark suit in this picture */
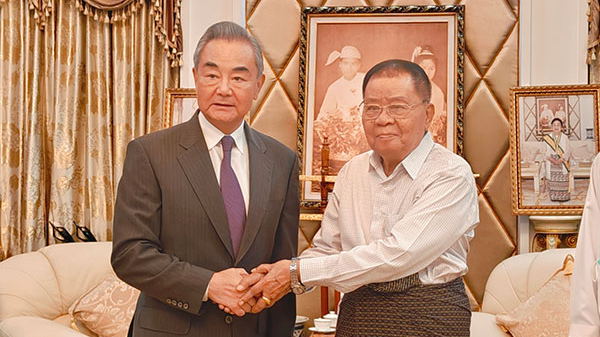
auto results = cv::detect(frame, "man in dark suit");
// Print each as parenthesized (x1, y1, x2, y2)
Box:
(111, 21, 299, 337)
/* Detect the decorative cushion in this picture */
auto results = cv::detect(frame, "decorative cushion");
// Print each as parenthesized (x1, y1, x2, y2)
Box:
(69, 274, 139, 337)
(495, 254, 573, 337)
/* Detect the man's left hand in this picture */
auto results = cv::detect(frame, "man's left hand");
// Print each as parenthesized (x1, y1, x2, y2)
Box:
(237, 259, 292, 313)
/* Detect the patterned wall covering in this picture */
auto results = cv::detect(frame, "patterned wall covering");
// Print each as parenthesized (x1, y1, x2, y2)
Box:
(244, 0, 519, 310)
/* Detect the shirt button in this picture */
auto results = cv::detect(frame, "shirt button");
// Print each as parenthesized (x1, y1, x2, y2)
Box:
(177, 301, 183, 308)
(225, 315, 233, 324)
(183, 303, 189, 310)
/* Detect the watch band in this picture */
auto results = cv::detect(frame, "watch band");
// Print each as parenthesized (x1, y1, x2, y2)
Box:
(290, 257, 306, 294)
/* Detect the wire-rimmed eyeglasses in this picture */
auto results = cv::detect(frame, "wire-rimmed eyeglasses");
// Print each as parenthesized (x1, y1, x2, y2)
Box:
(359, 101, 428, 120)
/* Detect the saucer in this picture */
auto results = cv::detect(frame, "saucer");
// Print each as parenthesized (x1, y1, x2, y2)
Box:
(295, 315, 309, 324)
(308, 327, 336, 333)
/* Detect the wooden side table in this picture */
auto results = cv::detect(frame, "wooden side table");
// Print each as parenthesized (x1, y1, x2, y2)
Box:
(529, 215, 580, 251)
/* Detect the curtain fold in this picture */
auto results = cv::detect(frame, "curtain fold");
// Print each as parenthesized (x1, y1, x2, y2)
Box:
(0, 0, 179, 258)
(0, 0, 48, 255)
(23, 0, 183, 66)
(588, 0, 600, 83)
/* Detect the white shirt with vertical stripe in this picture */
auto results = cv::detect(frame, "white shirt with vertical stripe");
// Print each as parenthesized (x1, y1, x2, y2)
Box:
(299, 133, 479, 294)
(197, 111, 250, 302)
(197, 111, 250, 213)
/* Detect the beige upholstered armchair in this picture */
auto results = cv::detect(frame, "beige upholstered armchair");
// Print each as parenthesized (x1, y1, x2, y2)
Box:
(0, 242, 135, 337)
(569, 140, 595, 189)
(470, 248, 574, 336)
(520, 141, 547, 195)
(0, 242, 324, 337)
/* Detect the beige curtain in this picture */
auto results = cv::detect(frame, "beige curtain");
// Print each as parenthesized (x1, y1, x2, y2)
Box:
(589, 0, 600, 82)
(0, 0, 47, 258)
(0, 0, 179, 258)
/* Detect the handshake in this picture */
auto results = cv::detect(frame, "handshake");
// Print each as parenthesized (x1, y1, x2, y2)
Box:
(207, 259, 293, 316)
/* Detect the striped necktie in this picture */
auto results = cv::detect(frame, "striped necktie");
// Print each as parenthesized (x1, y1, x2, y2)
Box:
(220, 135, 246, 256)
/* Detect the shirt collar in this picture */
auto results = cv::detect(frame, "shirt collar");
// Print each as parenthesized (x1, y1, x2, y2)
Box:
(368, 132, 434, 180)
(197, 111, 247, 154)
(401, 132, 434, 179)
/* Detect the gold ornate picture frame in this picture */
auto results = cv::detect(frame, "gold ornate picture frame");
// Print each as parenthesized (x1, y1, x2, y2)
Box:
(297, 5, 465, 207)
(163, 88, 197, 129)
(510, 85, 600, 215)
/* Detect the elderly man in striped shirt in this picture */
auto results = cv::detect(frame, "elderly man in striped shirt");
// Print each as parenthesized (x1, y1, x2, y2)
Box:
(238, 59, 479, 337)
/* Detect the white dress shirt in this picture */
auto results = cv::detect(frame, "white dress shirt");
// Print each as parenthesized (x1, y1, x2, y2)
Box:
(569, 153, 600, 337)
(299, 133, 479, 294)
(198, 112, 250, 213)
(198, 111, 250, 302)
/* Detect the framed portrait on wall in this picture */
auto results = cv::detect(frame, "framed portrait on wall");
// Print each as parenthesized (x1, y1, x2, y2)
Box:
(163, 88, 198, 129)
(509, 85, 600, 215)
(297, 5, 465, 207)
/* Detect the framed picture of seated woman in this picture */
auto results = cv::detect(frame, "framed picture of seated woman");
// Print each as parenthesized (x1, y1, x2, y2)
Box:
(510, 85, 600, 215)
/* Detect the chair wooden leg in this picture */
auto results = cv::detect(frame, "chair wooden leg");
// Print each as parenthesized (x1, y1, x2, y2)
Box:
(321, 286, 329, 316)
(334, 290, 341, 313)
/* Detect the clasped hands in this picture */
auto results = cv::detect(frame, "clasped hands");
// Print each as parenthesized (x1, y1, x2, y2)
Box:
(207, 260, 291, 316)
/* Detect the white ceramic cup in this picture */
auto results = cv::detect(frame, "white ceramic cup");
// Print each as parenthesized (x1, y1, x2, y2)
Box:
(314, 318, 331, 331)
(323, 311, 338, 327)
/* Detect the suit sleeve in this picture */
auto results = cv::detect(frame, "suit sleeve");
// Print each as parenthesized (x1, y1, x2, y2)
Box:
(111, 139, 214, 315)
(267, 153, 299, 337)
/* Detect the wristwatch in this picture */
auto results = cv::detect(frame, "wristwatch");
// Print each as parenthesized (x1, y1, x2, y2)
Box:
(290, 257, 307, 295)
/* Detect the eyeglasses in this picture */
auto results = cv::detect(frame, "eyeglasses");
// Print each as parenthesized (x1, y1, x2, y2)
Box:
(360, 101, 427, 120)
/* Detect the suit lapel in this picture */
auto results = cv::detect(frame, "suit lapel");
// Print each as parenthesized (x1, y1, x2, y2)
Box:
(177, 112, 235, 259)
(235, 125, 273, 264)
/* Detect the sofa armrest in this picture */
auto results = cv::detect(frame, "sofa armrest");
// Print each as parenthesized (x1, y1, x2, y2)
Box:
(0, 316, 88, 337)
(470, 312, 509, 337)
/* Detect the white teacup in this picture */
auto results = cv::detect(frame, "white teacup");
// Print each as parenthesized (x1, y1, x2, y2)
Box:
(323, 311, 338, 327)
(313, 318, 331, 331)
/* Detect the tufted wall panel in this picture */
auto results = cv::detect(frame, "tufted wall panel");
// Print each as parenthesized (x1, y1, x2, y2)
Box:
(245, 0, 519, 310)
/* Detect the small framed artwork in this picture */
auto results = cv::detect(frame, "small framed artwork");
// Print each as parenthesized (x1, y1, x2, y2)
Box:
(509, 85, 600, 215)
(163, 88, 197, 129)
(297, 5, 465, 207)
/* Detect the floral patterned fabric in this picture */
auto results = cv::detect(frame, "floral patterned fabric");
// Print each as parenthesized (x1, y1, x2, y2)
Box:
(69, 274, 139, 337)
(0, 0, 179, 258)
(495, 255, 573, 337)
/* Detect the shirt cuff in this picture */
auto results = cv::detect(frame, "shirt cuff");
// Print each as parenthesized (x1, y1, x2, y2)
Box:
(299, 255, 337, 286)
(569, 324, 600, 337)
(202, 284, 209, 302)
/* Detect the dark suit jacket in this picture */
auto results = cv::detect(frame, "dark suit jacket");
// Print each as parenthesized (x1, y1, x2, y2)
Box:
(111, 112, 299, 337)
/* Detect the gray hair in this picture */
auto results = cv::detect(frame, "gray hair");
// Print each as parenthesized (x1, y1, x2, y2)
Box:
(193, 21, 264, 77)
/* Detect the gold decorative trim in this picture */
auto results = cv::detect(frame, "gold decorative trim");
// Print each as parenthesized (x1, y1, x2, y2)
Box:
(588, 0, 600, 63)
(509, 84, 600, 215)
(300, 213, 323, 221)
(70, 0, 141, 23)
(297, 5, 465, 209)
(151, 0, 183, 68)
(27, 0, 183, 68)
(529, 215, 581, 232)
(81, 0, 135, 10)
(27, 0, 52, 31)
(299, 175, 336, 183)
(163, 88, 196, 129)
